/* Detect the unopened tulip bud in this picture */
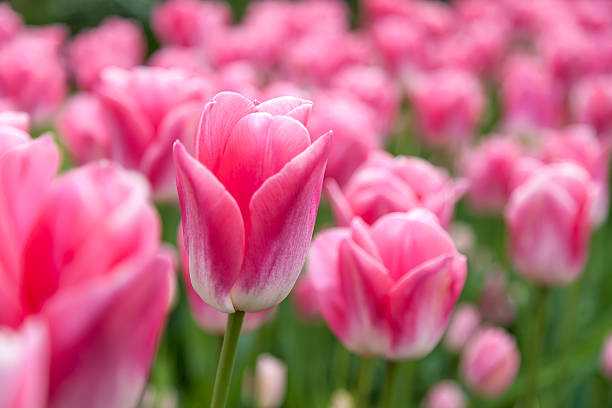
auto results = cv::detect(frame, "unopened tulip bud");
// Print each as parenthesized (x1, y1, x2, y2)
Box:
(460, 327, 519, 398)
(255, 354, 287, 408)
(423, 380, 467, 408)
(444, 304, 480, 353)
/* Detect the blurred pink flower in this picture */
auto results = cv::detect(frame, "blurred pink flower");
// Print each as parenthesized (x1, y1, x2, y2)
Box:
(601, 334, 612, 380)
(68, 17, 145, 90)
(177, 229, 274, 335)
(308, 210, 466, 359)
(255, 354, 287, 408)
(331, 65, 400, 134)
(460, 136, 524, 213)
(0, 3, 22, 45)
(151, 0, 231, 47)
(94, 66, 213, 200)
(326, 151, 465, 227)
(444, 303, 481, 353)
(506, 163, 595, 286)
(0, 119, 174, 408)
(292, 274, 321, 322)
(0, 32, 67, 124)
(570, 75, 612, 139)
(174, 92, 330, 313)
(149, 46, 211, 76)
(369, 16, 428, 73)
(307, 91, 381, 186)
(460, 327, 519, 398)
(501, 55, 564, 131)
(423, 380, 467, 408)
(407, 69, 485, 148)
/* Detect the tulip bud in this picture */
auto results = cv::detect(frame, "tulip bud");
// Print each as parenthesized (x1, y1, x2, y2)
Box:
(444, 304, 480, 353)
(505, 163, 595, 286)
(255, 354, 287, 408)
(423, 380, 467, 408)
(174, 92, 330, 313)
(460, 327, 519, 398)
(570, 75, 612, 139)
(330, 389, 354, 408)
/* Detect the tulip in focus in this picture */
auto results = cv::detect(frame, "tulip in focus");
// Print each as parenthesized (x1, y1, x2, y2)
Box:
(505, 163, 595, 286)
(326, 151, 465, 227)
(178, 230, 274, 335)
(308, 210, 467, 359)
(407, 69, 485, 148)
(601, 334, 612, 380)
(254, 354, 287, 408)
(460, 327, 519, 398)
(68, 17, 145, 89)
(423, 380, 467, 408)
(174, 92, 330, 313)
(444, 303, 480, 353)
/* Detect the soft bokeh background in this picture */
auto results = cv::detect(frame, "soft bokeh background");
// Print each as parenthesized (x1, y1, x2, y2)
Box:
(6, 0, 612, 407)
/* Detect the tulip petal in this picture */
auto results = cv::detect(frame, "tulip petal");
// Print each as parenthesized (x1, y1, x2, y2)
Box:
(42, 252, 173, 408)
(257, 96, 312, 126)
(231, 132, 331, 312)
(336, 238, 392, 356)
(0, 318, 49, 408)
(174, 141, 244, 313)
(388, 254, 466, 359)
(195, 92, 256, 173)
(324, 178, 354, 226)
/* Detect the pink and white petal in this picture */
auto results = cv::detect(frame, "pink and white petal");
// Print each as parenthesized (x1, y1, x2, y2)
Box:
(324, 178, 354, 226)
(231, 132, 331, 312)
(370, 211, 457, 282)
(174, 141, 244, 313)
(388, 254, 467, 360)
(256, 96, 313, 126)
(42, 253, 174, 408)
(0, 111, 29, 131)
(337, 238, 392, 356)
(196, 92, 256, 173)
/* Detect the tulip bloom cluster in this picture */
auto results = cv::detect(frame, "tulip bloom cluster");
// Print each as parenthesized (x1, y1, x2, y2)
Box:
(1, 0, 612, 407)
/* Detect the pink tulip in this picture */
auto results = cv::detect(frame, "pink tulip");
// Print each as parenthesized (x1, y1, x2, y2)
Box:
(254, 354, 287, 408)
(505, 163, 595, 286)
(284, 32, 372, 86)
(174, 92, 330, 313)
(0, 3, 22, 45)
(215, 62, 261, 99)
(407, 69, 485, 148)
(56, 93, 111, 164)
(539, 125, 611, 225)
(331, 65, 400, 134)
(292, 274, 321, 322)
(290, 0, 349, 36)
(369, 16, 428, 73)
(460, 136, 524, 212)
(308, 210, 467, 359)
(326, 151, 465, 227)
(500, 55, 564, 131)
(0, 120, 174, 407)
(570, 75, 612, 139)
(0, 319, 49, 408)
(460, 327, 519, 398)
(307, 91, 381, 186)
(0, 33, 67, 124)
(151, 0, 231, 47)
(94, 66, 213, 200)
(68, 17, 145, 90)
(0, 110, 29, 131)
(444, 304, 480, 353)
(423, 380, 467, 408)
(177, 229, 274, 335)
(601, 334, 612, 380)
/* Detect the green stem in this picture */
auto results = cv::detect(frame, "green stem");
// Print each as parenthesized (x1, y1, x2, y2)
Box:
(379, 361, 400, 408)
(555, 279, 582, 406)
(355, 357, 376, 408)
(524, 287, 549, 408)
(210, 311, 245, 408)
